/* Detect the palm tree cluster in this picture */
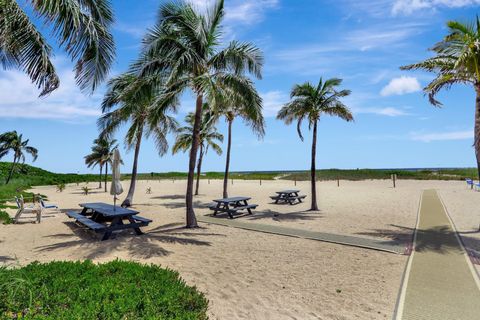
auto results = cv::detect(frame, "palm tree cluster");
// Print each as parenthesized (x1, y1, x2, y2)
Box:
(84, 137, 118, 192)
(0, 131, 38, 184)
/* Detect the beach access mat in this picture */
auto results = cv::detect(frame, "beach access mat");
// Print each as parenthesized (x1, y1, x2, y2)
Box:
(395, 189, 480, 320)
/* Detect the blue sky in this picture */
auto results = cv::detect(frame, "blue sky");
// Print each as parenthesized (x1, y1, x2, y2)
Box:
(1, 0, 479, 173)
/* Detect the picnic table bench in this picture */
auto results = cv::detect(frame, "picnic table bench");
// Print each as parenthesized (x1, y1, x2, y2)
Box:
(270, 189, 306, 205)
(66, 202, 152, 241)
(209, 196, 258, 219)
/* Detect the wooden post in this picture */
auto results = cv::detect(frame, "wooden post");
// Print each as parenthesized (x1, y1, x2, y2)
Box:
(294, 176, 297, 186)
(337, 177, 339, 187)
(231, 179, 233, 185)
(260, 179, 262, 185)
(208, 179, 210, 184)
(392, 174, 396, 188)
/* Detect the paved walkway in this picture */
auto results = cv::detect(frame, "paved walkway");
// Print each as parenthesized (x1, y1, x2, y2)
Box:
(198, 215, 405, 254)
(395, 189, 480, 320)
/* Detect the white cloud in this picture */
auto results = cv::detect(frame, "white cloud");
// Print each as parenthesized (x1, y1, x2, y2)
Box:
(0, 67, 102, 121)
(114, 22, 149, 39)
(380, 76, 421, 96)
(261, 90, 288, 117)
(392, 0, 480, 15)
(410, 130, 473, 142)
(353, 107, 411, 117)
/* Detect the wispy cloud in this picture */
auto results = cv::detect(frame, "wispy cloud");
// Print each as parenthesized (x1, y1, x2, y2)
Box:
(410, 130, 473, 142)
(0, 67, 101, 121)
(353, 107, 411, 117)
(261, 90, 288, 117)
(381, 76, 421, 96)
(114, 22, 149, 39)
(392, 0, 480, 15)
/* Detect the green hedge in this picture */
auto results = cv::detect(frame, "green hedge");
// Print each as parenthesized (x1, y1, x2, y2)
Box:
(0, 260, 208, 319)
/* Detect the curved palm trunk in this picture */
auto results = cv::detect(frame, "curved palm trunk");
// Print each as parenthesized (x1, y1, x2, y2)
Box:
(122, 130, 143, 207)
(222, 119, 233, 198)
(185, 94, 202, 228)
(474, 84, 480, 180)
(98, 164, 103, 189)
(310, 120, 319, 211)
(6, 156, 17, 184)
(195, 144, 204, 196)
(104, 162, 108, 193)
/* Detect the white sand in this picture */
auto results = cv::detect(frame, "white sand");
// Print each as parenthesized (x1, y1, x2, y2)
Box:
(0, 178, 477, 319)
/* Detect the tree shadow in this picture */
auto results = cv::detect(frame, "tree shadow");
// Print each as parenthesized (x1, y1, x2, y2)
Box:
(0, 256, 15, 263)
(245, 209, 321, 222)
(151, 195, 185, 200)
(159, 200, 210, 210)
(357, 224, 480, 254)
(35, 220, 220, 260)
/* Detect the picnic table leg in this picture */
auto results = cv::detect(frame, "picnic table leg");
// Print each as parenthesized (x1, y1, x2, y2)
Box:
(101, 216, 122, 241)
(225, 204, 234, 219)
(127, 216, 144, 235)
(244, 200, 253, 215)
(213, 202, 222, 216)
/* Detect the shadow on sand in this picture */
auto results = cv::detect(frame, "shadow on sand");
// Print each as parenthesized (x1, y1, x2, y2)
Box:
(357, 224, 480, 254)
(35, 220, 223, 260)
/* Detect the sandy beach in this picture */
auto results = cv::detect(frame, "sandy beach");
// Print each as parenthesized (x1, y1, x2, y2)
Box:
(1, 179, 478, 319)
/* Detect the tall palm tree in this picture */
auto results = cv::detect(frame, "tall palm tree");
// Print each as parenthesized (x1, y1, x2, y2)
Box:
(99, 72, 178, 207)
(0, 0, 115, 95)
(84, 141, 104, 189)
(173, 106, 223, 196)
(85, 137, 118, 192)
(134, 0, 263, 227)
(277, 78, 353, 211)
(0, 131, 38, 184)
(221, 100, 264, 198)
(401, 17, 480, 179)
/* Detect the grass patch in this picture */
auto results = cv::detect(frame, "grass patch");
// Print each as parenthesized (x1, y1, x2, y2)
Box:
(0, 260, 208, 319)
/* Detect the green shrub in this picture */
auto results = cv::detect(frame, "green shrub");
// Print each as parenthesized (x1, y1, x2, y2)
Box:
(56, 183, 65, 192)
(82, 186, 90, 195)
(0, 260, 208, 319)
(0, 210, 11, 224)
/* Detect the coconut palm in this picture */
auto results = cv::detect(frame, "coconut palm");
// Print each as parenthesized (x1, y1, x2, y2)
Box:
(134, 0, 263, 227)
(84, 141, 104, 189)
(173, 106, 223, 196)
(401, 17, 480, 179)
(277, 78, 353, 211)
(0, 0, 115, 95)
(0, 131, 38, 184)
(85, 137, 118, 192)
(99, 72, 178, 207)
(220, 99, 265, 198)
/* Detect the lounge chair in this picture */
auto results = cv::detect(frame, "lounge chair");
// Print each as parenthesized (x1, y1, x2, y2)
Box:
(14, 196, 41, 223)
(38, 196, 59, 212)
(466, 179, 474, 189)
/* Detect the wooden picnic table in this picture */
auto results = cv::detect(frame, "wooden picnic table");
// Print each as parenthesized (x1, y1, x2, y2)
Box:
(66, 202, 152, 241)
(209, 196, 258, 219)
(271, 189, 306, 205)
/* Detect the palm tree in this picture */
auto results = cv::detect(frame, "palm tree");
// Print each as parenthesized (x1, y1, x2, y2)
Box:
(85, 137, 118, 192)
(0, 0, 115, 95)
(221, 100, 264, 198)
(401, 17, 480, 179)
(0, 131, 38, 184)
(84, 140, 104, 189)
(173, 106, 223, 196)
(134, 0, 263, 227)
(277, 78, 353, 211)
(99, 72, 178, 207)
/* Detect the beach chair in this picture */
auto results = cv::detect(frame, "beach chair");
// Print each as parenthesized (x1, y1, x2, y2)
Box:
(38, 196, 59, 212)
(466, 179, 474, 189)
(14, 196, 41, 223)
(475, 183, 480, 192)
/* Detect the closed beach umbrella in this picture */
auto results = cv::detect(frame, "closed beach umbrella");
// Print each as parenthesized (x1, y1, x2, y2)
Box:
(110, 148, 123, 208)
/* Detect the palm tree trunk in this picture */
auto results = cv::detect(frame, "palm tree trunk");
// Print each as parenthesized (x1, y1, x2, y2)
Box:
(474, 84, 480, 180)
(195, 144, 204, 196)
(310, 120, 319, 211)
(222, 119, 233, 198)
(104, 162, 108, 193)
(122, 130, 143, 207)
(185, 94, 202, 228)
(99, 164, 103, 189)
(6, 156, 17, 184)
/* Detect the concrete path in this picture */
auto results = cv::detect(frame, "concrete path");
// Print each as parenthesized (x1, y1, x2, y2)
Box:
(198, 215, 406, 254)
(395, 189, 480, 320)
